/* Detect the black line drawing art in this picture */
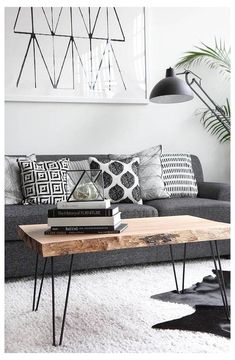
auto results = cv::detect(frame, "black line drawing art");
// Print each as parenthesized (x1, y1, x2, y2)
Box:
(13, 7, 128, 92)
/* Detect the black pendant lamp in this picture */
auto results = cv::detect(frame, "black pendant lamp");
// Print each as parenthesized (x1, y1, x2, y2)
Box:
(149, 67, 194, 104)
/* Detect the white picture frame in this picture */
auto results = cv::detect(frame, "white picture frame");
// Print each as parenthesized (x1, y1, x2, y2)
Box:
(5, 7, 148, 104)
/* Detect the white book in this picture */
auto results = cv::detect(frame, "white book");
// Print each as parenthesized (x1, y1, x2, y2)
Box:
(57, 199, 111, 210)
(48, 212, 121, 227)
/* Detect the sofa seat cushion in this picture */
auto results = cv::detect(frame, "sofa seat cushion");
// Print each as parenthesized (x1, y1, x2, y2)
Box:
(118, 204, 158, 219)
(5, 204, 55, 241)
(144, 198, 230, 223)
(5, 203, 158, 241)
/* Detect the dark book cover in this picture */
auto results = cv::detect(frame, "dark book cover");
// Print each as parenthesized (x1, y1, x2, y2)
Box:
(50, 224, 119, 231)
(48, 206, 119, 218)
(44, 223, 128, 235)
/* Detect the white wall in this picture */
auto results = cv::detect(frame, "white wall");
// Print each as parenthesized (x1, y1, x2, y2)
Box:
(5, 7, 230, 182)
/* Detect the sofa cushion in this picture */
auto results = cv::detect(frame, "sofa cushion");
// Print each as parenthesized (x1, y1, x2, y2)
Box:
(18, 158, 69, 205)
(144, 198, 230, 223)
(109, 145, 170, 201)
(118, 204, 158, 219)
(89, 157, 143, 204)
(5, 154, 36, 205)
(161, 153, 198, 197)
(191, 155, 204, 183)
(68, 159, 90, 171)
(67, 159, 91, 196)
(5, 204, 55, 241)
(5, 204, 158, 241)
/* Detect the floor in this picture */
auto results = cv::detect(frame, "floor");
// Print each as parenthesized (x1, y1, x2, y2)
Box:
(5, 258, 230, 353)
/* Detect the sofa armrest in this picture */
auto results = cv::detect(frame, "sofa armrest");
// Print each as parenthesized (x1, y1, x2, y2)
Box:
(197, 182, 230, 201)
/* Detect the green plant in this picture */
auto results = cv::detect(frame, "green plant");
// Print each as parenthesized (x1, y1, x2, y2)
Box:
(198, 99, 230, 143)
(175, 39, 230, 143)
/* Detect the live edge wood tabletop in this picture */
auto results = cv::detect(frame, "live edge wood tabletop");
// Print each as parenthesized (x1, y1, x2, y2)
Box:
(18, 215, 230, 258)
(17, 215, 231, 347)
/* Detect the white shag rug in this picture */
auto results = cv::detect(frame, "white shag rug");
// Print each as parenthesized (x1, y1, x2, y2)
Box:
(5, 259, 230, 353)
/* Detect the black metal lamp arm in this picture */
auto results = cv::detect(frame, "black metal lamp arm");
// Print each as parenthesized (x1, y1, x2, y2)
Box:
(177, 70, 230, 133)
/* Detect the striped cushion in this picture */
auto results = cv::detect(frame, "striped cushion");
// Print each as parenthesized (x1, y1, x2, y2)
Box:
(161, 154, 198, 197)
(67, 159, 90, 194)
(5, 154, 36, 204)
(68, 159, 90, 171)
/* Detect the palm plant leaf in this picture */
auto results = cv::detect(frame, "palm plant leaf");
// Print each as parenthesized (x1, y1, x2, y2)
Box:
(176, 39, 230, 142)
(197, 98, 230, 143)
(175, 39, 230, 77)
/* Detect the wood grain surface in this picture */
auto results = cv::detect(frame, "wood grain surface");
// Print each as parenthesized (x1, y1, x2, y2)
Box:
(18, 215, 230, 257)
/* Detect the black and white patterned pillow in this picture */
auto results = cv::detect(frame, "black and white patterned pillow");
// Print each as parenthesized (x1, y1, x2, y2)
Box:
(161, 153, 198, 197)
(109, 145, 170, 200)
(18, 159, 69, 204)
(89, 157, 142, 204)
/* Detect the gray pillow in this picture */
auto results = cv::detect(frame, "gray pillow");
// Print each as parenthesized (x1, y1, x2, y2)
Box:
(68, 159, 90, 171)
(5, 154, 36, 204)
(109, 145, 170, 200)
(67, 159, 90, 194)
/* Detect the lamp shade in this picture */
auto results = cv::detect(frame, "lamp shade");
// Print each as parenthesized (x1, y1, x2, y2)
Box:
(149, 67, 194, 104)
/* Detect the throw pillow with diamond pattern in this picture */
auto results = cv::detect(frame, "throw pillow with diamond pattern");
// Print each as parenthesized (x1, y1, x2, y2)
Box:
(89, 157, 142, 204)
(18, 158, 69, 204)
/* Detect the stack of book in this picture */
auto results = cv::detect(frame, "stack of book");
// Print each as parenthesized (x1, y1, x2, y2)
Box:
(45, 199, 128, 235)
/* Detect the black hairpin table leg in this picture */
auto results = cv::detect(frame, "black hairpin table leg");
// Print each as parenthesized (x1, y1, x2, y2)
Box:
(214, 241, 230, 314)
(181, 243, 187, 294)
(51, 257, 56, 347)
(59, 254, 74, 346)
(169, 245, 180, 293)
(35, 258, 48, 311)
(31, 254, 75, 346)
(209, 241, 230, 320)
(169, 243, 187, 294)
(32, 254, 39, 311)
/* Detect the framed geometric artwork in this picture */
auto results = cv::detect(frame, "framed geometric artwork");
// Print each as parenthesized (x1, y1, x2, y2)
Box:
(5, 7, 148, 104)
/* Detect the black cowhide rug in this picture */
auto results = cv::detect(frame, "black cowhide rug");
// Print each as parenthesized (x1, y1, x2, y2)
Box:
(151, 270, 230, 338)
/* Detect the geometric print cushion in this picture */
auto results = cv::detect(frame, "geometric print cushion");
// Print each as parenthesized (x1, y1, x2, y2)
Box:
(17, 159, 69, 205)
(109, 144, 170, 200)
(5, 153, 36, 204)
(89, 157, 143, 204)
(161, 153, 198, 198)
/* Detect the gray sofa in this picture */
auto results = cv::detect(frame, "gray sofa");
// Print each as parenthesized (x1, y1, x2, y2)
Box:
(5, 154, 230, 278)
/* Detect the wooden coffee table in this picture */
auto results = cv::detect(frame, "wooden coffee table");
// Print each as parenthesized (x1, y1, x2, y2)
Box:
(18, 215, 230, 346)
